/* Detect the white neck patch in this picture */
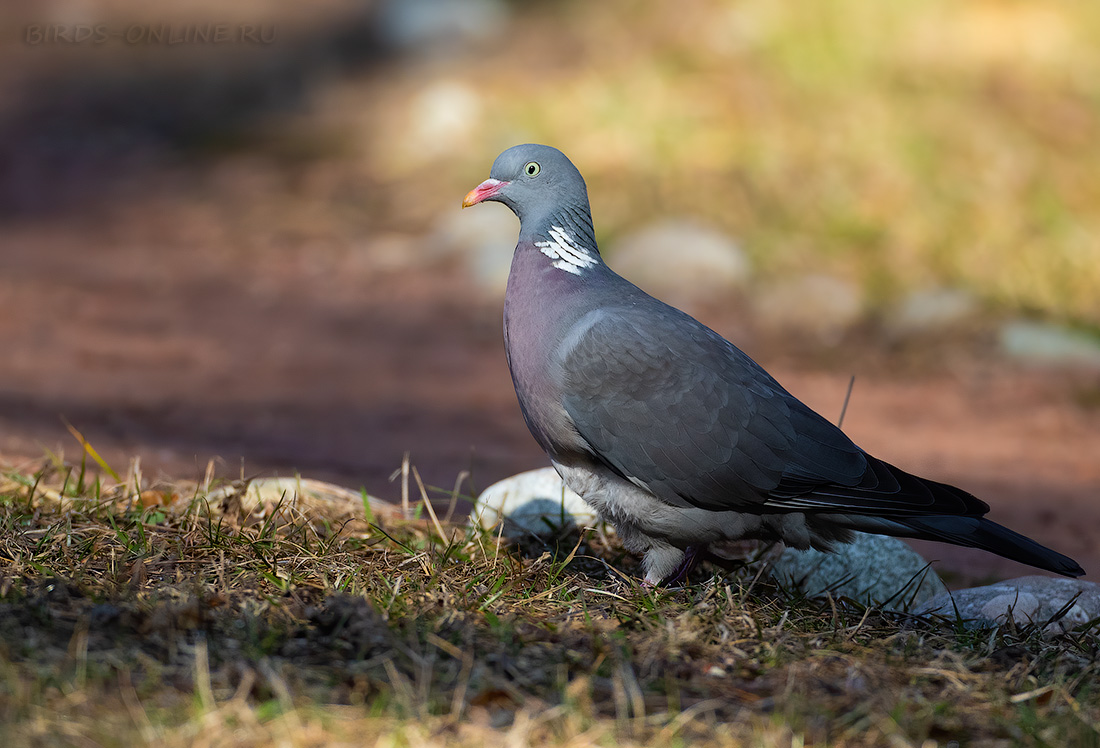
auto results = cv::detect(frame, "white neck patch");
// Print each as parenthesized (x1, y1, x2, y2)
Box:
(534, 225, 597, 276)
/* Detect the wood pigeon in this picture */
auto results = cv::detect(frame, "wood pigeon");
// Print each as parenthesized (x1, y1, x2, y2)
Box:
(463, 143, 1085, 585)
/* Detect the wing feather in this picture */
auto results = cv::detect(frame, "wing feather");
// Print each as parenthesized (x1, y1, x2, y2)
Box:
(558, 303, 867, 510)
(556, 300, 992, 518)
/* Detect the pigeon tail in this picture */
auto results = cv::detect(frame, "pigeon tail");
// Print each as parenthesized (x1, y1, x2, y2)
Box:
(897, 515, 1085, 578)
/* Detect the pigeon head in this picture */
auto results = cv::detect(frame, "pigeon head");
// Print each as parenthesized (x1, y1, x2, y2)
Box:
(463, 145, 597, 253)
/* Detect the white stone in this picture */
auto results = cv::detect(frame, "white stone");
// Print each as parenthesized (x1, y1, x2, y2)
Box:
(999, 320, 1100, 368)
(609, 220, 750, 306)
(406, 81, 483, 156)
(752, 274, 863, 342)
(884, 287, 981, 338)
(470, 467, 597, 536)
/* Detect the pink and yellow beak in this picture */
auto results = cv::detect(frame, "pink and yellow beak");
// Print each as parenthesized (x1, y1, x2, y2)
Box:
(462, 178, 507, 208)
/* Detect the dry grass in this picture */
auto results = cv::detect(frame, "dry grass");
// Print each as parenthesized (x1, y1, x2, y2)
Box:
(2, 455, 1099, 747)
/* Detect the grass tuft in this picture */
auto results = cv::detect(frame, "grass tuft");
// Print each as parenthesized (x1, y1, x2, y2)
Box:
(1, 459, 1098, 746)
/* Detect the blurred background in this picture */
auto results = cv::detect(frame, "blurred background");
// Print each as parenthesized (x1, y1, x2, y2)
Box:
(1, 0, 1098, 579)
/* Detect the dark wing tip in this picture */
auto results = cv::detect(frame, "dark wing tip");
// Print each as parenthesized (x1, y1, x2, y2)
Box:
(902, 515, 1085, 578)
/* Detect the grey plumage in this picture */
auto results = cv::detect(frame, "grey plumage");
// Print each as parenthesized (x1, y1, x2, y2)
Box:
(464, 143, 1085, 585)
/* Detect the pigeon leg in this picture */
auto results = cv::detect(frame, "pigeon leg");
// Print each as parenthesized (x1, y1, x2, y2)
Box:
(658, 545, 702, 587)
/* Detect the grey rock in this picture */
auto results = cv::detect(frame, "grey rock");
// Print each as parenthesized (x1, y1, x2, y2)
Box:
(752, 274, 863, 342)
(771, 532, 947, 611)
(999, 320, 1100, 368)
(377, 0, 507, 51)
(610, 220, 750, 307)
(884, 287, 981, 338)
(471, 467, 596, 536)
(916, 576, 1100, 634)
(206, 477, 400, 522)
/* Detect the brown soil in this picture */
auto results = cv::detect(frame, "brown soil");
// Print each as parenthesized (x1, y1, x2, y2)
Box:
(2, 200, 1097, 585)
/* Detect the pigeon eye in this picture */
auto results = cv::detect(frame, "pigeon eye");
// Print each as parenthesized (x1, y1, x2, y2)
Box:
(524, 161, 541, 177)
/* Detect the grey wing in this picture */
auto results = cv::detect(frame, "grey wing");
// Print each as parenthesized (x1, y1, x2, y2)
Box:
(557, 305, 870, 511)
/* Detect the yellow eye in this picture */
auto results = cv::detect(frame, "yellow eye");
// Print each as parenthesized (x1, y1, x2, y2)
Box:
(524, 161, 541, 176)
